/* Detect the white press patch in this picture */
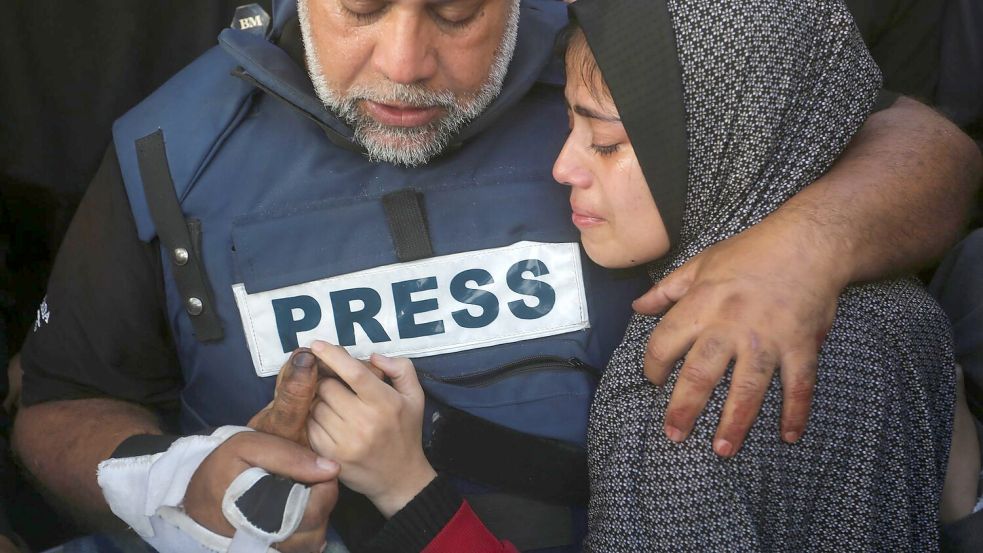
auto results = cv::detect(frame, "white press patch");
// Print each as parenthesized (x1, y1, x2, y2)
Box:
(234, 241, 590, 377)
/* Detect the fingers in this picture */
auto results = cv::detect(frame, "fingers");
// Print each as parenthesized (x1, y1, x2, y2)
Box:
(712, 334, 777, 457)
(316, 356, 386, 382)
(308, 377, 360, 458)
(369, 354, 422, 400)
(361, 359, 387, 381)
(643, 306, 698, 385)
(632, 261, 696, 315)
(316, 376, 360, 415)
(306, 405, 341, 460)
(185, 431, 339, 540)
(230, 432, 339, 485)
(662, 336, 813, 456)
(311, 341, 384, 401)
(778, 349, 817, 444)
(268, 349, 320, 436)
(309, 399, 346, 442)
(662, 333, 734, 442)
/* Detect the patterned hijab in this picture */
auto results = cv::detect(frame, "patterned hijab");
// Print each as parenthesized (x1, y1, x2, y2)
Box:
(571, 0, 954, 550)
(571, 0, 880, 277)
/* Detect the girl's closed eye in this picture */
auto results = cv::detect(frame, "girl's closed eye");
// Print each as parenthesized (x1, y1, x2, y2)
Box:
(590, 143, 621, 156)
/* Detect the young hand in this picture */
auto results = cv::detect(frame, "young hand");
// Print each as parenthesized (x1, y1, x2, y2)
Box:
(306, 341, 436, 517)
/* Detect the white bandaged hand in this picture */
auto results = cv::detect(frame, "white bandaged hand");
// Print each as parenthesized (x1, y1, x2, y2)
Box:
(97, 426, 311, 553)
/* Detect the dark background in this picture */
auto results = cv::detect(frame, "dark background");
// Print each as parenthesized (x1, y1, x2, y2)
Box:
(0, 2, 271, 549)
(1, 0, 271, 363)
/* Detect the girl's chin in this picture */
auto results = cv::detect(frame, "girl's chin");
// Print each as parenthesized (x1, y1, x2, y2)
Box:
(582, 240, 634, 269)
(581, 236, 664, 269)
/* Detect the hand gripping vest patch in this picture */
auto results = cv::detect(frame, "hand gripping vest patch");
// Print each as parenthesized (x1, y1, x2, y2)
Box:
(113, 1, 647, 550)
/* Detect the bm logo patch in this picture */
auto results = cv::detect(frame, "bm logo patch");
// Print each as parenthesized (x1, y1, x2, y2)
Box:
(231, 4, 270, 36)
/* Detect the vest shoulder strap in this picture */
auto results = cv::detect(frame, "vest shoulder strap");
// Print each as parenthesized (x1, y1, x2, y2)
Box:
(113, 45, 256, 242)
(135, 130, 224, 341)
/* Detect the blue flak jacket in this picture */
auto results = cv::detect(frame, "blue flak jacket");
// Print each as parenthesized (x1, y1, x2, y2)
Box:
(113, 0, 647, 548)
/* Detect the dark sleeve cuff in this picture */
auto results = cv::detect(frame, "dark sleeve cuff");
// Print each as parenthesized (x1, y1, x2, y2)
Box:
(110, 425, 224, 458)
(368, 474, 463, 553)
(110, 433, 179, 458)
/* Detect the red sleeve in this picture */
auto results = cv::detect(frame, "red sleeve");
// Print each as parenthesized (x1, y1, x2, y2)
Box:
(422, 501, 519, 553)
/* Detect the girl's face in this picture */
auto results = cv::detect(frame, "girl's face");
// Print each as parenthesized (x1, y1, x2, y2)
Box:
(553, 52, 670, 268)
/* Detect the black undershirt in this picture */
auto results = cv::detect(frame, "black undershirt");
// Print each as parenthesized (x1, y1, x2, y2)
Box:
(19, 146, 181, 411)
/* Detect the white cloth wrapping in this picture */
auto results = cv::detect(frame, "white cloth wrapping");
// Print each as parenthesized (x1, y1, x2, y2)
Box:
(97, 426, 311, 553)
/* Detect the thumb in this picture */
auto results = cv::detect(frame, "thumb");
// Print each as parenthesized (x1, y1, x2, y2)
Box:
(236, 432, 340, 484)
(632, 261, 696, 314)
(370, 354, 422, 398)
(268, 349, 319, 434)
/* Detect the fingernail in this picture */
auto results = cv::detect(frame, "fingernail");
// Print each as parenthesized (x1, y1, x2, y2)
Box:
(664, 425, 686, 443)
(783, 431, 800, 443)
(311, 340, 327, 353)
(292, 351, 316, 372)
(316, 457, 338, 471)
(714, 438, 734, 457)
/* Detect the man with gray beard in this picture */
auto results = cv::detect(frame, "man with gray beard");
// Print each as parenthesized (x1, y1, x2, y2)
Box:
(11, 0, 981, 552)
(300, 0, 520, 166)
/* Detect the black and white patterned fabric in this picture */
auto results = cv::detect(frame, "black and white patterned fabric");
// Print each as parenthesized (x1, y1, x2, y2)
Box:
(583, 0, 955, 550)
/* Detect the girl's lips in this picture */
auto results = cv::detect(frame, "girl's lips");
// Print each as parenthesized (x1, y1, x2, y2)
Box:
(572, 211, 605, 228)
(364, 100, 442, 127)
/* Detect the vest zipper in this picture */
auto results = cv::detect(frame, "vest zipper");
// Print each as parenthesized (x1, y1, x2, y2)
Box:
(421, 356, 599, 388)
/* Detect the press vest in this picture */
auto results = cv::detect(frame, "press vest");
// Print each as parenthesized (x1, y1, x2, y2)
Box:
(113, 1, 646, 548)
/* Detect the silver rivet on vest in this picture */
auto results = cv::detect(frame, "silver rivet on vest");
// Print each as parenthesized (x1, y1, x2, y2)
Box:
(173, 248, 190, 266)
(186, 297, 204, 316)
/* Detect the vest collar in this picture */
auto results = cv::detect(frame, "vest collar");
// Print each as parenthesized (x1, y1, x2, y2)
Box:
(219, 0, 566, 152)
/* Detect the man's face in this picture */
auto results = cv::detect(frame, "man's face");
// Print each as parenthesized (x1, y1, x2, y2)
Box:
(298, 0, 519, 166)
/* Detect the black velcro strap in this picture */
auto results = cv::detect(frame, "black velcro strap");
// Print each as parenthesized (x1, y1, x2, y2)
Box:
(427, 405, 588, 506)
(111, 434, 180, 459)
(235, 474, 296, 534)
(382, 189, 434, 262)
(571, 0, 689, 247)
(136, 130, 223, 342)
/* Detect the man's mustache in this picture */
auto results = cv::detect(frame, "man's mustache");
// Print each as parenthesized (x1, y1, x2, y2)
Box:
(346, 83, 458, 110)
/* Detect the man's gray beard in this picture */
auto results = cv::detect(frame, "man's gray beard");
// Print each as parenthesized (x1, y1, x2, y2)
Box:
(298, 0, 520, 167)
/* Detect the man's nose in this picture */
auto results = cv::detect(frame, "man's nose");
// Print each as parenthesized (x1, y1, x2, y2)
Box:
(373, 12, 437, 85)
